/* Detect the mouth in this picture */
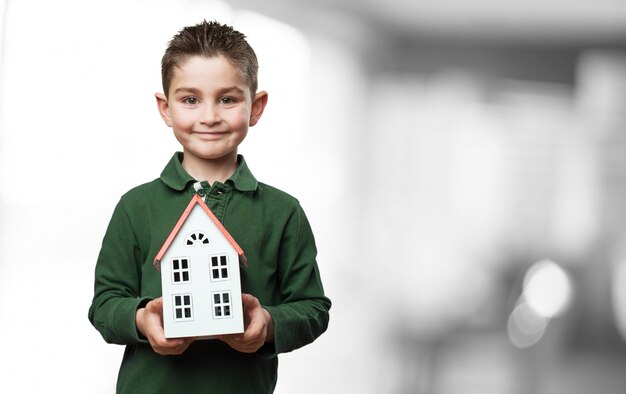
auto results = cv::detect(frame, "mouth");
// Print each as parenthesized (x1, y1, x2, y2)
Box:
(193, 131, 227, 135)
(192, 131, 228, 139)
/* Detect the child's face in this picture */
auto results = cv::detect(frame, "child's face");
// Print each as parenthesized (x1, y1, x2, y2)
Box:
(156, 55, 266, 163)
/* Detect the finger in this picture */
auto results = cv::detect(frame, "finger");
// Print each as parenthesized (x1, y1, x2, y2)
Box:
(145, 297, 162, 313)
(152, 298, 164, 316)
(218, 333, 242, 344)
(242, 321, 263, 342)
(147, 311, 165, 336)
(170, 339, 191, 354)
(242, 295, 261, 327)
(154, 337, 188, 355)
(241, 293, 254, 302)
(242, 293, 259, 309)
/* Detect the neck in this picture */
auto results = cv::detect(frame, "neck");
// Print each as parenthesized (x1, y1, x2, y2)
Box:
(182, 151, 238, 185)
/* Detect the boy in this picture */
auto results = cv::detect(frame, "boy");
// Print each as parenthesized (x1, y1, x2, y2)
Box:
(88, 20, 331, 393)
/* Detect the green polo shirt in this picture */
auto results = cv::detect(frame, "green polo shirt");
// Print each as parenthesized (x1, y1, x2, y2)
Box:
(88, 152, 331, 393)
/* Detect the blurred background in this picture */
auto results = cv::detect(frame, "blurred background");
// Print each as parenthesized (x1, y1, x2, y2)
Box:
(2, 0, 626, 393)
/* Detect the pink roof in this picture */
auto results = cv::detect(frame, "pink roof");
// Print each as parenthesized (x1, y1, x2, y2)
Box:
(153, 194, 244, 268)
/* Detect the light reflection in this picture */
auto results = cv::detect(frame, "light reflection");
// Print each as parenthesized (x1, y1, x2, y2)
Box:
(523, 259, 573, 318)
(508, 302, 549, 348)
(507, 259, 574, 348)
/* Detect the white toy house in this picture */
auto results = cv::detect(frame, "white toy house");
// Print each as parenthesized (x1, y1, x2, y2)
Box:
(153, 194, 244, 338)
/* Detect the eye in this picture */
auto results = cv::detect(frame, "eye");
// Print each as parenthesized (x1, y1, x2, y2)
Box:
(183, 97, 200, 105)
(220, 97, 236, 105)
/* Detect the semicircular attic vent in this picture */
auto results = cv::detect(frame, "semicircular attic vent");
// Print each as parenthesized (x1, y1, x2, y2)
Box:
(186, 231, 210, 246)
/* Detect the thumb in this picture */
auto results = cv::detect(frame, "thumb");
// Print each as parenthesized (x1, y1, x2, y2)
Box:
(148, 297, 164, 313)
(241, 293, 258, 308)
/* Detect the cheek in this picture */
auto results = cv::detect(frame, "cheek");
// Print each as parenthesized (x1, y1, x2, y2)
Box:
(171, 112, 195, 130)
(227, 109, 251, 129)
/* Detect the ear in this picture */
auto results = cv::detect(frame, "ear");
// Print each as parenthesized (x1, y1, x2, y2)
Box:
(249, 91, 268, 127)
(155, 92, 173, 127)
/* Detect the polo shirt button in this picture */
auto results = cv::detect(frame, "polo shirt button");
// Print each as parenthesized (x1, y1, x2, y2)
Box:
(198, 190, 206, 197)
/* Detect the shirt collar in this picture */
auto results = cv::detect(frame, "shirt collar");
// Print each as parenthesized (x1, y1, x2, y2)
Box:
(227, 155, 259, 192)
(160, 152, 258, 192)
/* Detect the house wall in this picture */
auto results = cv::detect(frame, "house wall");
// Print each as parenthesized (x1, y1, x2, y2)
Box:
(161, 204, 244, 338)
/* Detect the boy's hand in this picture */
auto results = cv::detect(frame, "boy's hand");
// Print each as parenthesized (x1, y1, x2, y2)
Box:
(136, 297, 195, 356)
(219, 293, 274, 353)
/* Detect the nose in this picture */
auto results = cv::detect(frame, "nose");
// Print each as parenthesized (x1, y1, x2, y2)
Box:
(200, 103, 221, 126)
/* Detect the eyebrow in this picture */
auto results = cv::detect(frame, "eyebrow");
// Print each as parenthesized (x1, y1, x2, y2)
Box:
(173, 86, 246, 96)
(173, 87, 201, 95)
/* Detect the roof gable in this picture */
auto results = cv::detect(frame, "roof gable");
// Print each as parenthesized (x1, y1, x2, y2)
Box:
(153, 194, 244, 269)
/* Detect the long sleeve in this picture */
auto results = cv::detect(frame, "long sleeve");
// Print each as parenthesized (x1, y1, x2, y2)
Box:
(88, 199, 152, 345)
(262, 204, 331, 357)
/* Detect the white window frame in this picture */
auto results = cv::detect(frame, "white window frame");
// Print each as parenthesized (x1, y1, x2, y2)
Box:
(210, 255, 230, 281)
(173, 294, 193, 321)
(171, 257, 191, 284)
(212, 291, 232, 319)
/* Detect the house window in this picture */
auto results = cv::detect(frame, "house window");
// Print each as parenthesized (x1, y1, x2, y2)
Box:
(210, 255, 229, 281)
(171, 258, 190, 284)
(173, 294, 193, 321)
(212, 292, 232, 319)
(186, 231, 209, 246)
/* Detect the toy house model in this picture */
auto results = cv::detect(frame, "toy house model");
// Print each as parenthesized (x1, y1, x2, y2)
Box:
(153, 194, 244, 339)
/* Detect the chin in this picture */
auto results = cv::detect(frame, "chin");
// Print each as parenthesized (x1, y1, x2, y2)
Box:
(189, 150, 238, 161)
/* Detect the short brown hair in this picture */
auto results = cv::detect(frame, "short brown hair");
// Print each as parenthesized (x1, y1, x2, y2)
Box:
(161, 20, 258, 97)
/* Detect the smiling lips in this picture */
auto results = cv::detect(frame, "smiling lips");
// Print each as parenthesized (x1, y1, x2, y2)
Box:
(193, 131, 228, 139)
